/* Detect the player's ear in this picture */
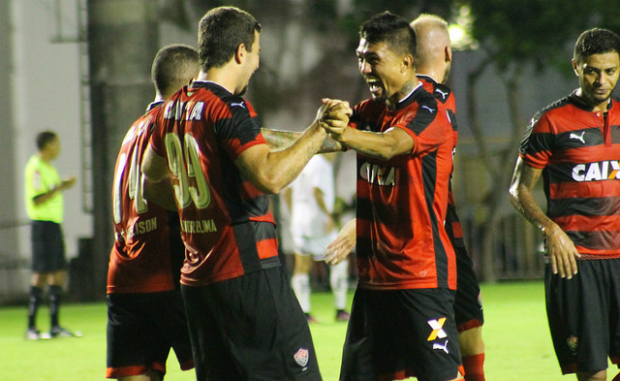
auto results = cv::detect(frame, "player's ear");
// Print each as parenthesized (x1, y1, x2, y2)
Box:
(571, 59, 580, 76)
(234, 43, 246, 65)
(402, 54, 414, 73)
(445, 45, 452, 64)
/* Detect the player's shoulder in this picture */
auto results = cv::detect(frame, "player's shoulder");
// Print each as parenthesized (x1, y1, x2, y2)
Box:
(531, 91, 578, 127)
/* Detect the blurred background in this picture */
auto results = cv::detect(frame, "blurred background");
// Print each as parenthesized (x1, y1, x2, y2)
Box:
(1, 0, 619, 304)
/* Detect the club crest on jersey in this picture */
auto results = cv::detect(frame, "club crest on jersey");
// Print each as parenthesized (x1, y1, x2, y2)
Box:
(293, 348, 309, 367)
(427, 317, 448, 341)
(360, 162, 395, 186)
(572, 160, 620, 182)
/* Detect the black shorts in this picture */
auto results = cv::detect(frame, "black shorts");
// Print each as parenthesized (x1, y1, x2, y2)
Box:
(340, 287, 462, 381)
(30, 220, 66, 272)
(106, 291, 194, 378)
(181, 266, 322, 381)
(454, 247, 484, 331)
(545, 259, 620, 374)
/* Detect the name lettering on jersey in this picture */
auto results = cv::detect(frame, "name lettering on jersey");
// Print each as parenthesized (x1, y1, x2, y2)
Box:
(360, 162, 395, 186)
(125, 217, 158, 240)
(427, 318, 447, 341)
(181, 219, 217, 234)
(121, 117, 151, 146)
(572, 160, 620, 182)
(164, 100, 204, 121)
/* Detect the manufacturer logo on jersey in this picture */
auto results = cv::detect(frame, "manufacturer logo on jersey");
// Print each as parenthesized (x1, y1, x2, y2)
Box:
(427, 317, 447, 341)
(421, 105, 435, 113)
(360, 162, 395, 186)
(435, 89, 449, 99)
(293, 348, 309, 367)
(231, 101, 246, 108)
(572, 160, 620, 182)
(569, 131, 586, 144)
(432, 340, 450, 354)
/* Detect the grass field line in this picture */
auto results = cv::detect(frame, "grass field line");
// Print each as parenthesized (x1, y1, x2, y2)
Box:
(0, 281, 616, 380)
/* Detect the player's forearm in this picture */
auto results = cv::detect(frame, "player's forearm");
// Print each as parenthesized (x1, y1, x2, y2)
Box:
(509, 185, 556, 235)
(262, 128, 299, 149)
(257, 123, 327, 194)
(32, 187, 58, 205)
(508, 158, 556, 236)
(338, 128, 411, 161)
(262, 128, 343, 153)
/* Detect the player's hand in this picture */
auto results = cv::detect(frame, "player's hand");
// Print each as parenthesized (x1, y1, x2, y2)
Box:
(60, 176, 77, 190)
(324, 218, 356, 265)
(317, 98, 351, 137)
(544, 224, 580, 279)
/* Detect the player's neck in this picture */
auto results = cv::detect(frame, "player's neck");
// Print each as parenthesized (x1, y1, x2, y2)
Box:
(197, 68, 240, 96)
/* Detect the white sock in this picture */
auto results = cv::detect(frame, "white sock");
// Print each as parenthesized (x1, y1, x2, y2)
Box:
(330, 259, 349, 310)
(292, 273, 311, 313)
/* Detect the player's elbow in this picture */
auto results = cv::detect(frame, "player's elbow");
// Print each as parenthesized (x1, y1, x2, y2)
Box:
(508, 183, 523, 212)
(251, 174, 285, 195)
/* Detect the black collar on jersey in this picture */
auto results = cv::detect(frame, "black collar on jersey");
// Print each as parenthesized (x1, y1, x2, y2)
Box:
(392, 82, 427, 111)
(190, 80, 230, 93)
(568, 88, 615, 112)
(146, 100, 164, 113)
(417, 74, 439, 85)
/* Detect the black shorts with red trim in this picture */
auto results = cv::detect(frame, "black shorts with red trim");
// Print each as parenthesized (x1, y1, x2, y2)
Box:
(340, 287, 463, 381)
(106, 290, 194, 379)
(454, 247, 484, 331)
(181, 265, 322, 381)
(31, 220, 67, 272)
(546, 258, 620, 375)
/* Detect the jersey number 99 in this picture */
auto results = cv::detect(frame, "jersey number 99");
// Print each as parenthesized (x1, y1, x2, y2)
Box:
(164, 133, 211, 209)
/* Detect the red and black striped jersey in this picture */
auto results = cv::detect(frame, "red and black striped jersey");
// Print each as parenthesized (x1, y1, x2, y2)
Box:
(350, 84, 457, 290)
(150, 81, 279, 286)
(108, 102, 184, 294)
(520, 91, 620, 257)
(419, 75, 465, 248)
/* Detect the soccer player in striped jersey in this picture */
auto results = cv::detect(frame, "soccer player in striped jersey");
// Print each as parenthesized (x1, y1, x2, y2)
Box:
(411, 14, 486, 381)
(106, 44, 199, 381)
(509, 28, 620, 381)
(321, 11, 463, 381)
(141, 6, 350, 381)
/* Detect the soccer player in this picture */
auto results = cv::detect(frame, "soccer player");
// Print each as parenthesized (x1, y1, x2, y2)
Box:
(411, 14, 486, 381)
(509, 28, 620, 381)
(320, 11, 463, 381)
(106, 44, 198, 381)
(141, 6, 350, 381)
(287, 153, 350, 323)
(24, 131, 78, 340)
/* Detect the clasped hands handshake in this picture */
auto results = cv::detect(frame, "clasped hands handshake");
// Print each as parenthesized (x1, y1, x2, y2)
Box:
(316, 98, 352, 141)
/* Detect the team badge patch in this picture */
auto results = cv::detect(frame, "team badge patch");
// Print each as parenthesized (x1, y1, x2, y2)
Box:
(294, 348, 309, 367)
(567, 336, 578, 353)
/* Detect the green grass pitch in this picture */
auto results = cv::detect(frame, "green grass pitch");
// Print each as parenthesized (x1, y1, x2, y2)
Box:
(0, 281, 617, 380)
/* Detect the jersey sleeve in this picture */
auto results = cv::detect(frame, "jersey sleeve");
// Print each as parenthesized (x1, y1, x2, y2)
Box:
(215, 98, 266, 160)
(519, 111, 553, 169)
(394, 99, 449, 156)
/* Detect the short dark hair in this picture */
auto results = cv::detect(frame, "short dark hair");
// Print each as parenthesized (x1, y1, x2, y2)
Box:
(574, 28, 620, 63)
(36, 131, 57, 151)
(151, 44, 200, 95)
(198, 6, 262, 71)
(360, 11, 416, 57)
